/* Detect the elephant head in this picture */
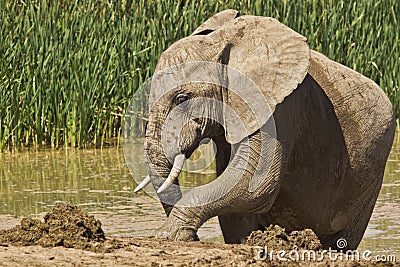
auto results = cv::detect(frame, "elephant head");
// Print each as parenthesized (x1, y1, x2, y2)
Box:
(135, 10, 395, 248)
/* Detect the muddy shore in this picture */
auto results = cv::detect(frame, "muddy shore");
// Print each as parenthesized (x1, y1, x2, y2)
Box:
(0, 204, 397, 266)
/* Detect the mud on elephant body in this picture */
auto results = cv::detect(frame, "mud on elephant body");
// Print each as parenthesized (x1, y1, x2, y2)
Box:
(140, 9, 395, 250)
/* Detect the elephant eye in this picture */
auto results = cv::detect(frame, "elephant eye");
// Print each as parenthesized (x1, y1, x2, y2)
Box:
(174, 93, 189, 106)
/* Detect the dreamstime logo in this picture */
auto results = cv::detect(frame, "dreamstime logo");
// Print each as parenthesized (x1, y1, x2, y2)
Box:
(256, 238, 397, 263)
(336, 238, 347, 249)
(122, 61, 277, 207)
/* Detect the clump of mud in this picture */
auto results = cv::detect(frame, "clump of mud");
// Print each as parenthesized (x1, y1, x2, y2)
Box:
(0, 204, 121, 252)
(246, 224, 322, 251)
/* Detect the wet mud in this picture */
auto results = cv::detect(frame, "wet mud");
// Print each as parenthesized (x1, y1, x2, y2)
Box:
(0, 204, 121, 253)
(0, 205, 397, 266)
(246, 224, 322, 251)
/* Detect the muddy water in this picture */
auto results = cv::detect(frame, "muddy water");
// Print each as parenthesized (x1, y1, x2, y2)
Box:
(0, 142, 221, 242)
(0, 134, 399, 255)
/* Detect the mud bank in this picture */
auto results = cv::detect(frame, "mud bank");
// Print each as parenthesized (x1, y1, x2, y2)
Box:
(0, 204, 397, 266)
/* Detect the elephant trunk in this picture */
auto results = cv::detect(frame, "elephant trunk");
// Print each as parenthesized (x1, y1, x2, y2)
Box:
(144, 119, 183, 216)
(158, 128, 282, 238)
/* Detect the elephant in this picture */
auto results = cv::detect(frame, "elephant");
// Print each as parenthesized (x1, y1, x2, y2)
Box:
(136, 9, 395, 250)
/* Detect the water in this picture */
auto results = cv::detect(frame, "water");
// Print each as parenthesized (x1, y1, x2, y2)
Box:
(0, 135, 399, 255)
(0, 142, 221, 241)
(358, 133, 400, 254)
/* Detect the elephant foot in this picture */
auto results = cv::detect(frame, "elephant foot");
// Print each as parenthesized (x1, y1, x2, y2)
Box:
(155, 218, 199, 241)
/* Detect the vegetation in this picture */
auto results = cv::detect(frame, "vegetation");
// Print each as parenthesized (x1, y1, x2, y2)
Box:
(0, 0, 398, 150)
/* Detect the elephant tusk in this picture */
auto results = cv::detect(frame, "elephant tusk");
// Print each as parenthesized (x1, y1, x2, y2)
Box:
(133, 175, 151, 193)
(157, 154, 186, 193)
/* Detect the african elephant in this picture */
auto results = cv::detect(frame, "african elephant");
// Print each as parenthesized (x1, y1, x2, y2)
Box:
(136, 9, 395, 250)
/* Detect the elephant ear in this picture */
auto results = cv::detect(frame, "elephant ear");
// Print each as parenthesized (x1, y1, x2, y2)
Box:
(191, 9, 239, 36)
(211, 16, 310, 143)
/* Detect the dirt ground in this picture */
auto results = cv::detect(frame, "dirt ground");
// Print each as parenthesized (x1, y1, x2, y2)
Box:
(0, 204, 397, 266)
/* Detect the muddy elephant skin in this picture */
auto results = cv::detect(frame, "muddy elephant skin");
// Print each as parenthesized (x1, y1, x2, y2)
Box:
(140, 9, 395, 250)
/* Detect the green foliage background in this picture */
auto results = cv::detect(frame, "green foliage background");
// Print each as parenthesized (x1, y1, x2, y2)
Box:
(0, 0, 399, 150)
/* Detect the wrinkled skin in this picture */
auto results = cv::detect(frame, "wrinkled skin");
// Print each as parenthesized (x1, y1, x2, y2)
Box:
(143, 10, 395, 250)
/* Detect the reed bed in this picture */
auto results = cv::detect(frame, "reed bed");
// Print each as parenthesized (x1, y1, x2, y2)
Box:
(0, 0, 398, 150)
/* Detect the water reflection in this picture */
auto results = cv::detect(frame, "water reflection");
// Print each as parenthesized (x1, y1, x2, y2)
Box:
(0, 134, 399, 254)
(0, 148, 134, 216)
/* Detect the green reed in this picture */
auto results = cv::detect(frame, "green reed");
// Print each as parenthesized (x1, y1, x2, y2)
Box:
(0, 0, 398, 150)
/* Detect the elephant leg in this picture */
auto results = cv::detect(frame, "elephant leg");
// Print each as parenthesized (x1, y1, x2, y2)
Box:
(218, 213, 265, 243)
(321, 202, 375, 250)
(320, 168, 386, 250)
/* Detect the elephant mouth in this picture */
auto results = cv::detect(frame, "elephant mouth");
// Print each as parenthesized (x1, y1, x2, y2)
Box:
(135, 136, 213, 194)
(157, 153, 186, 193)
(157, 136, 212, 193)
(133, 154, 185, 194)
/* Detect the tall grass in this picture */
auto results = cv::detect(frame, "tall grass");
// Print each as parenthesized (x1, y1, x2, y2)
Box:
(0, 0, 398, 150)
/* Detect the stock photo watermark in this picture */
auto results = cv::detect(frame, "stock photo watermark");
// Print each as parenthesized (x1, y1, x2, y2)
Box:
(255, 238, 397, 263)
(123, 61, 276, 206)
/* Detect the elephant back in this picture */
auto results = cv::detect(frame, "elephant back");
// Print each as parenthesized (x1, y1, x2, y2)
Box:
(308, 50, 395, 165)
